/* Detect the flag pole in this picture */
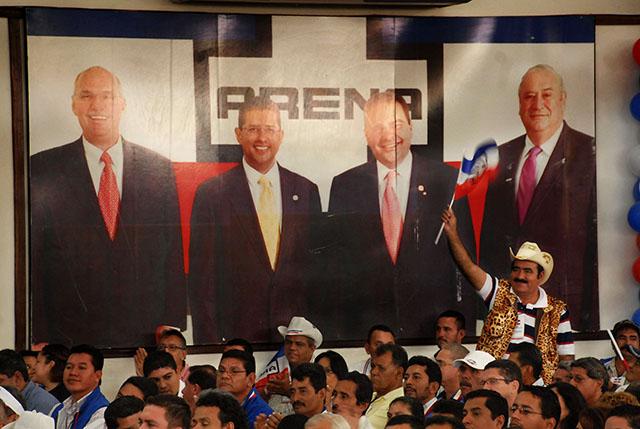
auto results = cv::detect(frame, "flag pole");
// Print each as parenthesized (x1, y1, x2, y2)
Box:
(434, 190, 456, 245)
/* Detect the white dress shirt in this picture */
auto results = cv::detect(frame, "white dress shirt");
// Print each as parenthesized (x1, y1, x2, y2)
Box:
(514, 123, 563, 194)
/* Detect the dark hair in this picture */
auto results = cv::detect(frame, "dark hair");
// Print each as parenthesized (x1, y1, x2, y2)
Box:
(373, 344, 408, 371)
(571, 358, 608, 391)
(291, 363, 326, 393)
(624, 382, 640, 404)
(0, 349, 28, 381)
(119, 376, 159, 400)
(224, 338, 254, 355)
(607, 404, 640, 428)
(431, 399, 463, 421)
(187, 366, 217, 391)
(366, 324, 396, 344)
(18, 350, 38, 359)
(485, 359, 523, 386)
(436, 310, 466, 331)
(277, 413, 309, 429)
(238, 96, 280, 129)
(314, 351, 348, 380)
(39, 344, 70, 383)
(339, 371, 373, 406)
(69, 344, 104, 371)
(105, 396, 144, 429)
(406, 355, 442, 385)
(613, 320, 640, 338)
(197, 391, 249, 429)
(221, 349, 256, 375)
(143, 350, 177, 377)
(510, 343, 543, 379)
(365, 91, 412, 125)
(159, 329, 187, 347)
(549, 382, 587, 429)
(577, 407, 605, 429)
(386, 415, 424, 429)
(389, 396, 423, 420)
(424, 415, 465, 429)
(465, 389, 509, 428)
(146, 394, 191, 429)
(520, 386, 561, 423)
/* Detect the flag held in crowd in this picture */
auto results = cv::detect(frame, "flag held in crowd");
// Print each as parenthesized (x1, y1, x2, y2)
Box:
(255, 345, 290, 391)
(454, 139, 499, 200)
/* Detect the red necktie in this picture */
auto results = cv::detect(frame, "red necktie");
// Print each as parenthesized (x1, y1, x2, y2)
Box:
(517, 146, 542, 225)
(382, 170, 403, 264)
(98, 151, 120, 240)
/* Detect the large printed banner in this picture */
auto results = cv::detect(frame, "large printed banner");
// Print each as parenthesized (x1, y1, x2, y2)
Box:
(26, 9, 596, 348)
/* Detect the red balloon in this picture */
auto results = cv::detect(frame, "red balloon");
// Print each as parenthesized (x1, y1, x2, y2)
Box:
(633, 256, 640, 283)
(634, 39, 640, 66)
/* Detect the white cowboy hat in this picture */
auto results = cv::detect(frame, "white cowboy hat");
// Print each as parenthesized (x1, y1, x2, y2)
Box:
(510, 241, 554, 285)
(278, 316, 323, 348)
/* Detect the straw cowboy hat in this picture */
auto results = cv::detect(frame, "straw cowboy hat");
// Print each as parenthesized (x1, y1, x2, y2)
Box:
(510, 241, 554, 285)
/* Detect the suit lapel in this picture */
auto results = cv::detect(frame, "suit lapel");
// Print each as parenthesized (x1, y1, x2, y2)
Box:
(400, 156, 427, 259)
(500, 138, 525, 221)
(361, 162, 389, 258)
(278, 167, 295, 271)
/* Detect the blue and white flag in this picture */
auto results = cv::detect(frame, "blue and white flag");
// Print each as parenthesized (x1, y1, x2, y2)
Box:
(454, 139, 499, 199)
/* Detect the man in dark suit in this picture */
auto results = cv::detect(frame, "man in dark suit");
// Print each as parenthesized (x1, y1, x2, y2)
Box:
(30, 66, 186, 348)
(327, 90, 478, 340)
(189, 97, 321, 344)
(480, 64, 597, 331)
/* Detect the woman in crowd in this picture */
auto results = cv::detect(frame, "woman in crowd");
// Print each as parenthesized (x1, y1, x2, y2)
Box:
(31, 344, 70, 402)
(314, 351, 348, 409)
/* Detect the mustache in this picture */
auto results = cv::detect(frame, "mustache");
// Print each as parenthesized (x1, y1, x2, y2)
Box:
(293, 401, 306, 408)
(513, 278, 528, 284)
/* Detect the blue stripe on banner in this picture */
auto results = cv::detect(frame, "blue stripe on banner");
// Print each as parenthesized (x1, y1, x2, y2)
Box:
(382, 16, 594, 43)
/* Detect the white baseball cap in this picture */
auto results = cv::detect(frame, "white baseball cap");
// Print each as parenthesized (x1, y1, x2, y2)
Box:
(453, 350, 495, 370)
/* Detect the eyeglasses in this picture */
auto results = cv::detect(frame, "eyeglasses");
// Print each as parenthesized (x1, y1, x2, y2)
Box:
(217, 367, 247, 377)
(241, 126, 280, 137)
(157, 344, 186, 352)
(511, 404, 544, 417)
(481, 377, 508, 386)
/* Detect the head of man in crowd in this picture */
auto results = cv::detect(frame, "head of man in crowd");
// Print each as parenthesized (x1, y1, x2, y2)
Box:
(371, 344, 408, 396)
(509, 343, 543, 386)
(434, 343, 469, 398)
(518, 64, 566, 146)
(144, 351, 181, 396)
(64, 344, 104, 401)
(105, 396, 144, 429)
(508, 242, 554, 302)
(431, 400, 464, 421)
(612, 320, 640, 365)
(18, 351, 37, 381)
(462, 389, 508, 429)
(157, 330, 188, 376)
(386, 415, 425, 429)
(290, 363, 327, 418)
(570, 358, 608, 406)
(216, 350, 255, 403)
(117, 376, 159, 401)
(0, 350, 30, 393)
(511, 386, 560, 429)
(403, 356, 441, 407)
(0, 386, 24, 427)
(435, 311, 466, 348)
(364, 325, 396, 358)
(387, 396, 423, 420)
(235, 96, 283, 175)
(72, 66, 126, 150)
(140, 394, 190, 429)
(424, 415, 466, 429)
(279, 317, 323, 369)
(305, 413, 351, 429)
(332, 371, 372, 422)
(454, 350, 495, 397)
(183, 366, 217, 412)
(482, 360, 522, 410)
(192, 390, 249, 429)
(548, 382, 586, 429)
(223, 338, 254, 355)
(604, 404, 640, 429)
(363, 90, 413, 170)
(552, 362, 573, 385)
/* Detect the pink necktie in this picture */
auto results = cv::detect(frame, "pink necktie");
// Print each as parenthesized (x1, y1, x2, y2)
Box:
(382, 171, 403, 264)
(98, 152, 120, 240)
(517, 146, 542, 225)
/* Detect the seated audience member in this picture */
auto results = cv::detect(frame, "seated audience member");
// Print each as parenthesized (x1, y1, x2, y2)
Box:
(366, 344, 407, 429)
(182, 366, 216, 413)
(290, 363, 327, 418)
(482, 360, 522, 411)
(462, 389, 508, 429)
(105, 396, 144, 429)
(424, 415, 465, 429)
(511, 386, 560, 429)
(117, 376, 159, 401)
(192, 390, 248, 429)
(403, 356, 441, 416)
(31, 344, 70, 402)
(278, 414, 310, 429)
(434, 343, 469, 401)
(315, 351, 349, 408)
(216, 350, 271, 426)
(604, 404, 640, 429)
(52, 344, 109, 428)
(602, 320, 640, 389)
(0, 386, 24, 427)
(453, 350, 495, 397)
(577, 407, 605, 429)
(223, 338, 254, 355)
(141, 394, 190, 429)
(18, 351, 37, 381)
(435, 310, 466, 348)
(548, 382, 586, 429)
(594, 391, 639, 412)
(305, 413, 350, 429)
(143, 351, 182, 396)
(570, 358, 608, 406)
(0, 349, 59, 414)
(508, 343, 544, 386)
(352, 325, 396, 376)
(552, 361, 573, 385)
(332, 371, 373, 429)
(386, 415, 424, 429)
(135, 329, 189, 381)
(431, 399, 464, 421)
(387, 397, 424, 421)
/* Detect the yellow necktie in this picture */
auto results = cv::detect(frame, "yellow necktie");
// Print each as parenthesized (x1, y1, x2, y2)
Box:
(257, 176, 280, 270)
